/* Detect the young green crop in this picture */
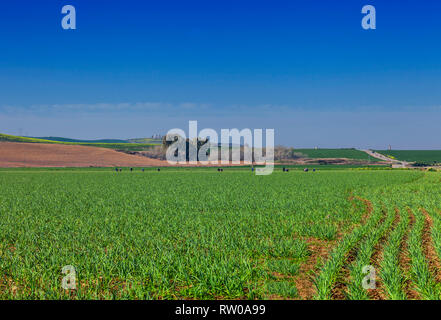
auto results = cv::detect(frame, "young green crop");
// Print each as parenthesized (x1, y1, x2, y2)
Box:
(0, 169, 433, 300)
(346, 203, 395, 300)
(313, 199, 384, 300)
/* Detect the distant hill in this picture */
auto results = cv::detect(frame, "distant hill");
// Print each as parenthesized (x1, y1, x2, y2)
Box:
(0, 133, 55, 144)
(31, 136, 130, 143)
(0, 133, 159, 152)
(128, 138, 163, 144)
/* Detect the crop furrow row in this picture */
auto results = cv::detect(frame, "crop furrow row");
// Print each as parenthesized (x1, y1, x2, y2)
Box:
(380, 208, 409, 300)
(407, 208, 440, 299)
(314, 199, 382, 300)
(346, 205, 396, 300)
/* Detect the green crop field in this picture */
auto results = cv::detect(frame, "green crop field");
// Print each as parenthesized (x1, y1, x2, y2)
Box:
(375, 150, 441, 164)
(0, 168, 440, 300)
(294, 148, 377, 161)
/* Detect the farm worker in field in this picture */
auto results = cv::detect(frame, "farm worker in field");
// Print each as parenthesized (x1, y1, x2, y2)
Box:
(115, 168, 118, 172)
(130, 168, 133, 172)
(304, 168, 309, 172)
(142, 168, 144, 172)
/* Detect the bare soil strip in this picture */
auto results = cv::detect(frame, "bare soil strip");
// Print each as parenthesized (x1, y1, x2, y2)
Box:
(294, 238, 335, 300)
(288, 196, 373, 300)
(330, 246, 357, 300)
(0, 142, 169, 167)
(329, 198, 375, 300)
(399, 210, 420, 299)
(368, 208, 400, 300)
(420, 209, 441, 284)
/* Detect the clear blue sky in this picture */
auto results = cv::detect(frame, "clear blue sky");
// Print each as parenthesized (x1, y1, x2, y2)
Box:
(1, 0, 440, 148)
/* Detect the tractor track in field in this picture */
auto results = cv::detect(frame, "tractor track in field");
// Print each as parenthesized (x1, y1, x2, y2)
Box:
(329, 197, 375, 300)
(367, 208, 400, 300)
(330, 246, 357, 300)
(420, 209, 441, 284)
(299, 196, 374, 300)
(294, 237, 335, 300)
(331, 199, 385, 300)
(399, 209, 420, 300)
(354, 196, 373, 225)
(342, 196, 373, 238)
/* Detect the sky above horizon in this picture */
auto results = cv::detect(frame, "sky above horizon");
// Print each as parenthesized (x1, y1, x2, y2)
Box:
(1, 0, 440, 149)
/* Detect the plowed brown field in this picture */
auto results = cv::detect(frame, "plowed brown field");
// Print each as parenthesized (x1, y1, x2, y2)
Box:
(0, 142, 168, 167)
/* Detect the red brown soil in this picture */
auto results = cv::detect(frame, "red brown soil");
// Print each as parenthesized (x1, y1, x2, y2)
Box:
(0, 142, 250, 168)
(330, 197, 375, 300)
(330, 246, 357, 300)
(294, 237, 335, 300)
(420, 209, 441, 283)
(0, 142, 170, 167)
(292, 197, 374, 300)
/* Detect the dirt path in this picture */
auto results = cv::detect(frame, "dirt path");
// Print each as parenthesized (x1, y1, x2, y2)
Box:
(360, 149, 410, 168)
(420, 209, 441, 284)
(294, 238, 335, 300)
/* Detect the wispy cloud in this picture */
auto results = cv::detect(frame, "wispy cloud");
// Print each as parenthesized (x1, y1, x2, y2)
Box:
(2, 101, 437, 118)
(0, 102, 177, 115)
(0, 102, 288, 117)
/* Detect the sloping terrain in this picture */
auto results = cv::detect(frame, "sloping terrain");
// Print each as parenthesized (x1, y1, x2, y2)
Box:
(0, 133, 157, 152)
(30, 136, 130, 143)
(0, 142, 167, 167)
(361, 149, 409, 168)
(374, 150, 441, 164)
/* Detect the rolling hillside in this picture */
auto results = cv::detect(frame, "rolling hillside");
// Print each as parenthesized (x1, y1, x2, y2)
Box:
(31, 136, 130, 143)
(0, 142, 167, 167)
(374, 150, 441, 164)
(0, 133, 158, 151)
(128, 137, 163, 144)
